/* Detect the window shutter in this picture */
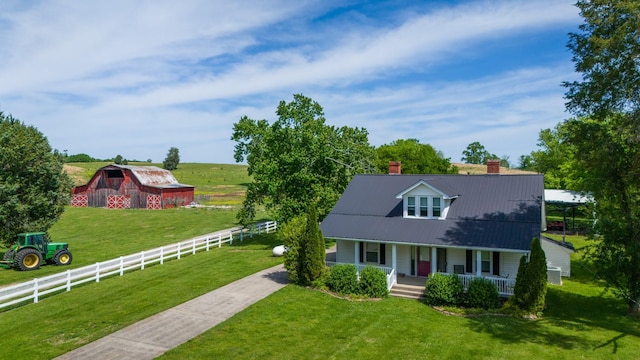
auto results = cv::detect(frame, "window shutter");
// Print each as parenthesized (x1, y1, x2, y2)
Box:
(492, 252, 500, 276)
(359, 242, 364, 263)
(380, 244, 386, 265)
(466, 250, 472, 273)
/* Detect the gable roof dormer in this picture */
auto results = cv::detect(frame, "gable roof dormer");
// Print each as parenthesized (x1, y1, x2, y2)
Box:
(395, 179, 459, 200)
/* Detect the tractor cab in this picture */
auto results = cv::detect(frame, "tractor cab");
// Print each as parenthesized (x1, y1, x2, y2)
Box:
(1, 232, 72, 271)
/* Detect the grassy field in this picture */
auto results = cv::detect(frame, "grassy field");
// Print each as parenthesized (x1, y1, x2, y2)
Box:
(0, 233, 283, 359)
(158, 232, 640, 360)
(1, 162, 257, 285)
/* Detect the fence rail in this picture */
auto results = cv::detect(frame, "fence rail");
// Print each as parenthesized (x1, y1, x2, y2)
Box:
(0, 221, 277, 310)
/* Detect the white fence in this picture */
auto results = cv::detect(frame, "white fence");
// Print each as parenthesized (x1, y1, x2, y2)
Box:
(453, 273, 515, 296)
(325, 261, 397, 290)
(0, 221, 277, 310)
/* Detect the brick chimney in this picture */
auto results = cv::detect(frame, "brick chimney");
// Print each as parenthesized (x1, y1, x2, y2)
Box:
(486, 159, 500, 174)
(388, 161, 401, 175)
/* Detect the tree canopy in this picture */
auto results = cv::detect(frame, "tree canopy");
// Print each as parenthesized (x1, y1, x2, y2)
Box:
(163, 147, 180, 170)
(461, 141, 502, 166)
(563, 0, 640, 315)
(375, 139, 457, 174)
(0, 112, 73, 246)
(231, 94, 374, 225)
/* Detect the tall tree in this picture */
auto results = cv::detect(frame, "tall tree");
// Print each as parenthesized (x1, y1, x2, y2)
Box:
(563, 0, 640, 315)
(231, 94, 374, 225)
(375, 139, 457, 174)
(163, 147, 180, 170)
(0, 112, 73, 246)
(461, 141, 498, 165)
(299, 206, 326, 286)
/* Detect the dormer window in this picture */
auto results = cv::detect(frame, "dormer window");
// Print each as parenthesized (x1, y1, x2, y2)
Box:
(395, 179, 456, 220)
(433, 197, 441, 217)
(404, 196, 443, 219)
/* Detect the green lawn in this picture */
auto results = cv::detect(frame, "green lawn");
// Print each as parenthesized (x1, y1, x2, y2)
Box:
(0, 206, 245, 286)
(159, 232, 640, 360)
(0, 233, 282, 359)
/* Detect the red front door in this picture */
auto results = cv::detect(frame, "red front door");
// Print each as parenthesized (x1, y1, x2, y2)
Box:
(417, 247, 431, 276)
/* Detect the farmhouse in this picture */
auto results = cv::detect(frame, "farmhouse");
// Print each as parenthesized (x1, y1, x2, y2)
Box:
(320, 161, 548, 295)
(71, 164, 194, 209)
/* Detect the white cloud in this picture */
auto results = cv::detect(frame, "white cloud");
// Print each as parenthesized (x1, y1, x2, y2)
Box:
(0, 0, 581, 164)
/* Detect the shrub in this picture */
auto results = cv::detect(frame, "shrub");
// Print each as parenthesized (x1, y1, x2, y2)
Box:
(466, 277, 500, 309)
(328, 264, 359, 295)
(425, 273, 463, 306)
(512, 237, 548, 314)
(358, 266, 389, 298)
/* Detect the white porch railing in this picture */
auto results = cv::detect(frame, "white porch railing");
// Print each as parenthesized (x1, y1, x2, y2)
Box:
(0, 221, 277, 310)
(325, 261, 397, 290)
(449, 273, 515, 296)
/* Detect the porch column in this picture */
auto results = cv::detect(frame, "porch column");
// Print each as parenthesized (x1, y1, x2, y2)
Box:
(392, 244, 397, 272)
(431, 247, 437, 274)
(476, 250, 482, 276)
(354, 242, 359, 265)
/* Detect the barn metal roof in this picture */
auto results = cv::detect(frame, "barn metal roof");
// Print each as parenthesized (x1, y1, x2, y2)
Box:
(109, 165, 193, 189)
(320, 174, 544, 252)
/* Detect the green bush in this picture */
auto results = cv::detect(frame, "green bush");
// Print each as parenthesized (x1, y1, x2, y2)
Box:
(465, 277, 500, 309)
(512, 237, 548, 314)
(328, 264, 359, 295)
(425, 273, 463, 306)
(358, 266, 389, 298)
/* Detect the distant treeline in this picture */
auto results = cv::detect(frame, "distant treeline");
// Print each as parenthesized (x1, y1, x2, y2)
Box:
(63, 153, 151, 163)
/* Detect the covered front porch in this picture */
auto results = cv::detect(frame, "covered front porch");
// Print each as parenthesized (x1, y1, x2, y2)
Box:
(330, 239, 521, 296)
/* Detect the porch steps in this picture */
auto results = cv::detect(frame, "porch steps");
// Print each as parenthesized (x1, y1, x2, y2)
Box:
(390, 283, 426, 301)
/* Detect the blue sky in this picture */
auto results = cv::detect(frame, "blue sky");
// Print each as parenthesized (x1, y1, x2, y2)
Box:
(0, 0, 581, 165)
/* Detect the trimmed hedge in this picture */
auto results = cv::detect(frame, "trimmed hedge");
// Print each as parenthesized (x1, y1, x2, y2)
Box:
(328, 264, 359, 295)
(425, 273, 463, 306)
(359, 266, 389, 298)
(465, 277, 500, 309)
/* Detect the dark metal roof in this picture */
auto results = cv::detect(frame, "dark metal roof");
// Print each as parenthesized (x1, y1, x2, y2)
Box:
(320, 174, 544, 252)
(108, 165, 193, 189)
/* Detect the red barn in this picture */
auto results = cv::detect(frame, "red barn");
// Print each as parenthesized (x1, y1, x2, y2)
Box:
(71, 164, 194, 209)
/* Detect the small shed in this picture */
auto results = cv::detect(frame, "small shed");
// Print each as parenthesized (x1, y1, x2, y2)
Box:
(71, 164, 194, 209)
(541, 236, 575, 277)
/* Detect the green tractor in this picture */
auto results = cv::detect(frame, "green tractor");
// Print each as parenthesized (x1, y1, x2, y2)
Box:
(1, 232, 73, 271)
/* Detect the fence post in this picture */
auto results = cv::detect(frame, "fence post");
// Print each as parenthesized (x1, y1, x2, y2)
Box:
(218, 233, 222, 248)
(230, 231, 233, 245)
(119, 256, 124, 276)
(178, 243, 181, 259)
(96, 263, 101, 283)
(206, 236, 210, 251)
(141, 251, 145, 270)
(33, 278, 39, 304)
(250, 225, 254, 238)
(160, 247, 164, 265)
(66, 270, 71, 292)
(192, 238, 196, 255)
(240, 229, 243, 242)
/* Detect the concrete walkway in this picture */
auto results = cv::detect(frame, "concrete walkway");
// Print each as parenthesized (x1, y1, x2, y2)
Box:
(55, 264, 288, 360)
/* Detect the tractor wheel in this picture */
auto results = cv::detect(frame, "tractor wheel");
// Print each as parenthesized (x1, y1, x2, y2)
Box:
(2, 250, 14, 261)
(53, 250, 73, 266)
(15, 248, 42, 271)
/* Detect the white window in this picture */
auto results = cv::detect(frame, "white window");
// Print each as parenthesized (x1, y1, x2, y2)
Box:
(420, 197, 428, 217)
(433, 197, 441, 217)
(405, 196, 444, 219)
(481, 251, 491, 273)
(407, 197, 416, 216)
(366, 242, 378, 263)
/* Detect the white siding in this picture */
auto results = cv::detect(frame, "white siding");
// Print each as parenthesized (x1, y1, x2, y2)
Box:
(502, 252, 522, 279)
(447, 248, 466, 274)
(336, 239, 354, 263)
(541, 238, 573, 277)
(396, 245, 412, 275)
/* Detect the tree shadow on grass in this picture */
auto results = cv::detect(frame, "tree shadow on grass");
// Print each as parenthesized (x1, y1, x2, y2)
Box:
(464, 287, 640, 354)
